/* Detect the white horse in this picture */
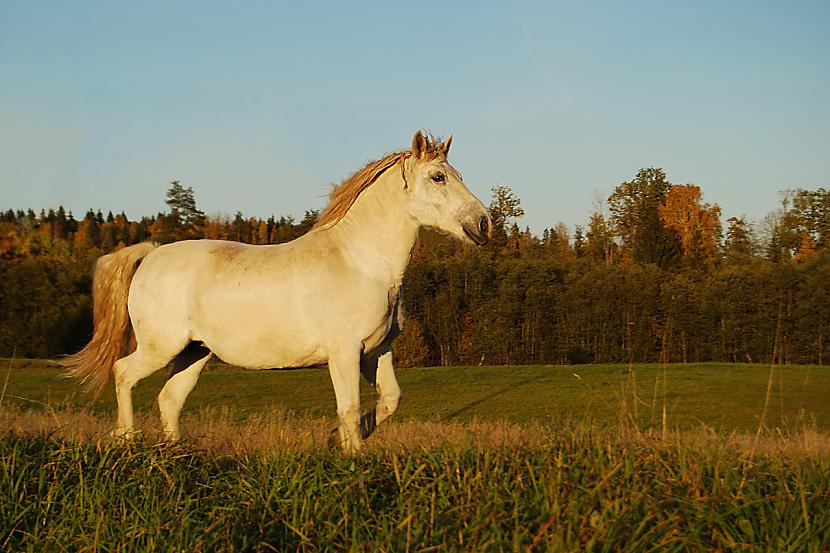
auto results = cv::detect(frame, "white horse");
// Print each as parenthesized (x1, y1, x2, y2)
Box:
(64, 131, 492, 451)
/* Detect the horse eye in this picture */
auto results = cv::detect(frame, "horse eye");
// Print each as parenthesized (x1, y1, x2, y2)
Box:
(431, 173, 446, 183)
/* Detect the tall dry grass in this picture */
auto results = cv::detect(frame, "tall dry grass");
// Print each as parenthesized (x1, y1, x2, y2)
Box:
(3, 404, 829, 460)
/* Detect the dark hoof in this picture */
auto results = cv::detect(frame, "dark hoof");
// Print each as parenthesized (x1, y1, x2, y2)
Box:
(327, 428, 340, 449)
(359, 409, 377, 439)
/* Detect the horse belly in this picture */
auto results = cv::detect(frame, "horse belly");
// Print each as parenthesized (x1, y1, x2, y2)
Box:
(211, 343, 326, 370)
(195, 307, 327, 369)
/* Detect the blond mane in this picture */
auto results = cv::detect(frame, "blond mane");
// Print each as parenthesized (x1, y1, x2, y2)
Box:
(314, 135, 448, 229)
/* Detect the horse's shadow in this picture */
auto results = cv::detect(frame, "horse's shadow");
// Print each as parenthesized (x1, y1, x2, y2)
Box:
(441, 373, 548, 420)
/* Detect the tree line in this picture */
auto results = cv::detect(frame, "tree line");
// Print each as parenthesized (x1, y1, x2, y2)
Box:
(2, 173, 829, 366)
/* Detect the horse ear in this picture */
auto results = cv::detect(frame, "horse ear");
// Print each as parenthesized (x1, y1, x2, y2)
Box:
(442, 135, 453, 157)
(412, 130, 427, 159)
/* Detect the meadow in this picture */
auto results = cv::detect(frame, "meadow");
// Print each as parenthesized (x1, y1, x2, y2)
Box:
(2, 360, 829, 551)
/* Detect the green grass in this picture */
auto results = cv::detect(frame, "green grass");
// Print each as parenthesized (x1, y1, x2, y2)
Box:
(2, 361, 830, 551)
(2, 360, 829, 432)
(3, 428, 829, 551)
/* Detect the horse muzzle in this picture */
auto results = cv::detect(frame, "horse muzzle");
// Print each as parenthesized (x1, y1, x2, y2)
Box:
(462, 213, 492, 246)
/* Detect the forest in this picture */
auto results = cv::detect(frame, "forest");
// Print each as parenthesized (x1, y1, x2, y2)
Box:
(2, 169, 829, 366)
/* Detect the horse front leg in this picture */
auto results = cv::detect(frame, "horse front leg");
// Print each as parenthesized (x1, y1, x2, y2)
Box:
(327, 349, 363, 453)
(358, 348, 401, 440)
(373, 350, 401, 426)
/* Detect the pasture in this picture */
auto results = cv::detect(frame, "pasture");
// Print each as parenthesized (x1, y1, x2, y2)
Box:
(2, 361, 830, 550)
(2, 360, 829, 432)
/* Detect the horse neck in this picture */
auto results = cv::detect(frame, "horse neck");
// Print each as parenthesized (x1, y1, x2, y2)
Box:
(325, 169, 419, 285)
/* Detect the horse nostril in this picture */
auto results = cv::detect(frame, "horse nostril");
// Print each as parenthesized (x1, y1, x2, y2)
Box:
(479, 215, 490, 237)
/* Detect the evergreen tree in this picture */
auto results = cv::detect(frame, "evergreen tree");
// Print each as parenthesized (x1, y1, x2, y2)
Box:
(724, 216, 754, 259)
(608, 168, 680, 266)
(488, 185, 524, 249)
(165, 180, 206, 240)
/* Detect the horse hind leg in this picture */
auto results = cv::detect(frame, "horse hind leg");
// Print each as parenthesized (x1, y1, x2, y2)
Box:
(113, 345, 180, 438)
(158, 342, 212, 441)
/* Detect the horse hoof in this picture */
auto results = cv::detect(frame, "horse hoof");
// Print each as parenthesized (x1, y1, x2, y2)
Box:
(110, 427, 139, 441)
(327, 428, 341, 449)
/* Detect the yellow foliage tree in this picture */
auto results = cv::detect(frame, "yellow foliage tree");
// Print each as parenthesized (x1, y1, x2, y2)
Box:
(658, 184, 721, 260)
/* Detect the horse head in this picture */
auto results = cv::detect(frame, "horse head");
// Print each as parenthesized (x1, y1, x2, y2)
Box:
(402, 131, 492, 246)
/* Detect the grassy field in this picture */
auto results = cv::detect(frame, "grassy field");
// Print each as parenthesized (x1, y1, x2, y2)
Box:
(2, 360, 830, 432)
(2, 360, 829, 551)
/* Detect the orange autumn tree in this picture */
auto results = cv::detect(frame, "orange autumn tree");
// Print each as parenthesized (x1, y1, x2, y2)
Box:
(793, 231, 818, 263)
(658, 184, 722, 260)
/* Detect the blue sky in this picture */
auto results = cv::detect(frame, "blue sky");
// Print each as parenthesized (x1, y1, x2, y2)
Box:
(2, 1, 828, 234)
